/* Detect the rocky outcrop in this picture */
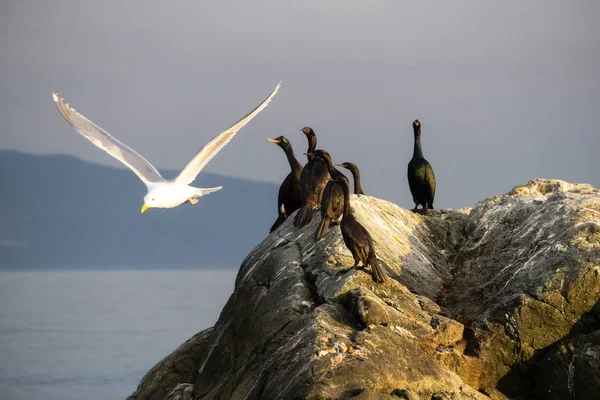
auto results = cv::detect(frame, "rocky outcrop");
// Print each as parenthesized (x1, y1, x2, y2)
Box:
(127, 179, 600, 400)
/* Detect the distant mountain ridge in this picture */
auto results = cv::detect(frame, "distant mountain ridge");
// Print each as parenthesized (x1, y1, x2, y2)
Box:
(0, 150, 279, 269)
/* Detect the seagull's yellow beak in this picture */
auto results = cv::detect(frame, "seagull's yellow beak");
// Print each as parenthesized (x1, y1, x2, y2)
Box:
(141, 204, 149, 214)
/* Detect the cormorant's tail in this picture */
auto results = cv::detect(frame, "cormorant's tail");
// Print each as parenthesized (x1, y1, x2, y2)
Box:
(270, 214, 286, 233)
(294, 205, 313, 228)
(315, 217, 330, 240)
(368, 251, 387, 283)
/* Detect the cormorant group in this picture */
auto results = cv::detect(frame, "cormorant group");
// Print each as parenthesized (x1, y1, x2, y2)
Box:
(269, 121, 436, 283)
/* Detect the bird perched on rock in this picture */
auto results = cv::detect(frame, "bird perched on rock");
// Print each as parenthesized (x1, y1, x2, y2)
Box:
(332, 175, 387, 283)
(294, 127, 330, 228)
(336, 162, 365, 195)
(267, 136, 303, 232)
(52, 82, 281, 213)
(407, 119, 436, 215)
(312, 150, 348, 240)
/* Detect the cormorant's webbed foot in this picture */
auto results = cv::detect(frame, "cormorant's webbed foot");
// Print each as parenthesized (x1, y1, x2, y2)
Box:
(339, 265, 356, 274)
(344, 262, 364, 273)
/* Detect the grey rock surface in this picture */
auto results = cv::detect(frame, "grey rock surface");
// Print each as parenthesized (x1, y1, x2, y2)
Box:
(127, 179, 600, 400)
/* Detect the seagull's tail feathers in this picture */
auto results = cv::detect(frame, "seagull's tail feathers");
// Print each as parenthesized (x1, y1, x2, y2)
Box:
(194, 186, 223, 198)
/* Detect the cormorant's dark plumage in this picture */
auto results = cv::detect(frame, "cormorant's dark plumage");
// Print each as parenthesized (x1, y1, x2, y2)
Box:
(268, 136, 303, 232)
(294, 127, 330, 228)
(336, 162, 365, 195)
(333, 175, 387, 283)
(313, 150, 348, 240)
(407, 120, 436, 215)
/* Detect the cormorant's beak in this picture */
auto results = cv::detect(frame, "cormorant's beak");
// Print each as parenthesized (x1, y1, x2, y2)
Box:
(141, 204, 149, 214)
(267, 138, 281, 143)
(334, 163, 343, 167)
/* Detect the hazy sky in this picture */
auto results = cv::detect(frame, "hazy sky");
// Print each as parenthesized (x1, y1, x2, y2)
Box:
(2, 1, 599, 209)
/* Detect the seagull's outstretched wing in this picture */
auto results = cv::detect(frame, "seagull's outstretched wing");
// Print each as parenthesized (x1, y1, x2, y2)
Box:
(52, 93, 164, 186)
(174, 82, 282, 185)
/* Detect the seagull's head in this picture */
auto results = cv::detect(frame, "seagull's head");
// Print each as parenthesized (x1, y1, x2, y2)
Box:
(141, 193, 157, 213)
(141, 186, 174, 213)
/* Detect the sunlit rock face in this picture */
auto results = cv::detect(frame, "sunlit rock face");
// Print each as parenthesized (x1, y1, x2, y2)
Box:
(127, 179, 600, 400)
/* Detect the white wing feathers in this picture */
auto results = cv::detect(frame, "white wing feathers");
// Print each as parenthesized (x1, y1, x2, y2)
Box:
(52, 93, 164, 186)
(174, 81, 282, 185)
(53, 81, 281, 188)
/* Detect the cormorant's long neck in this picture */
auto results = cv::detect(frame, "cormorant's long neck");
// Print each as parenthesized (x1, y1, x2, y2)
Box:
(350, 168, 363, 195)
(284, 147, 302, 176)
(322, 157, 334, 174)
(341, 181, 352, 217)
(413, 133, 424, 159)
(307, 134, 317, 153)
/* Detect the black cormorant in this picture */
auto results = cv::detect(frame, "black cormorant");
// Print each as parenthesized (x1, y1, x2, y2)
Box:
(268, 136, 303, 232)
(294, 127, 330, 228)
(313, 150, 348, 240)
(407, 120, 436, 215)
(332, 175, 387, 283)
(336, 162, 365, 195)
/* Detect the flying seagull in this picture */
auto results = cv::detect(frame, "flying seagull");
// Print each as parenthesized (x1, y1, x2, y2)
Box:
(52, 82, 281, 213)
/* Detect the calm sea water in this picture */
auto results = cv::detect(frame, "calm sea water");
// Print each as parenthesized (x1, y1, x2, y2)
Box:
(0, 269, 237, 400)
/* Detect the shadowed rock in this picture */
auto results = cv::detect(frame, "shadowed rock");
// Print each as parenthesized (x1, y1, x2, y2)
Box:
(127, 179, 600, 400)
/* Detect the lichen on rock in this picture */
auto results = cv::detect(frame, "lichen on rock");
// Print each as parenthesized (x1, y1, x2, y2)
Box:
(127, 179, 600, 400)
